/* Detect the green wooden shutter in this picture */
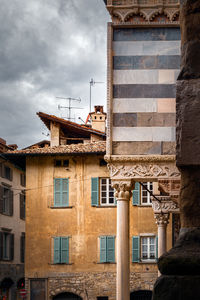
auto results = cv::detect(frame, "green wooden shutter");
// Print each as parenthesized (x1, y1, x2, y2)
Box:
(54, 179, 61, 207)
(100, 236, 107, 263)
(91, 178, 99, 206)
(62, 179, 69, 207)
(54, 237, 60, 263)
(132, 236, 140, 262)
(61, 237, 69, 264)
(0, 232, 3, 260)
(132, 182, 140, 206)
(107, 236, 115, 262)
(156, 236, 158, 260)
(0, 186, 3, 214)
(9, 190, 13, 216)
(9, 234, 14, 260)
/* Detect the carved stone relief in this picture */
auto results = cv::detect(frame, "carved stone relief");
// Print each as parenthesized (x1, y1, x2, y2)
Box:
(152, 196, 179, 214)
(108, 162, 180, 180)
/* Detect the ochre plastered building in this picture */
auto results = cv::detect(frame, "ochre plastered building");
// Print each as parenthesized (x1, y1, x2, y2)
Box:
(4, 106, 176, 300)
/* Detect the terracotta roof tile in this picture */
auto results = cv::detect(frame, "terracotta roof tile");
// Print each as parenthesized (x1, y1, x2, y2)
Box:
(37, 112, 106, 137)
(6, 141, 106, 156)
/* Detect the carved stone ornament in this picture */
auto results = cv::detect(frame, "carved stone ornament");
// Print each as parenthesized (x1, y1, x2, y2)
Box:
(111, 179, 134, 201)
(105, 0, 180, 23)
(108, 163, 180, 180)
(154, 213, 170, 226)
(158, 179, 181, 195)
(152, 196, 180, 214)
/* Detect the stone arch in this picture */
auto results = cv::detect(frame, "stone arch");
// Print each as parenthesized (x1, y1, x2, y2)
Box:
(53, 292, 82, 300)
(113, 10, 124, 22)
(171, 10, 180, 21)
(50, 287, 86, 300)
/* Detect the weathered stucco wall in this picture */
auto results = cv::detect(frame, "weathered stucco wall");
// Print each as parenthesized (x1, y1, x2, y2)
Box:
(25, 154, 172, 298)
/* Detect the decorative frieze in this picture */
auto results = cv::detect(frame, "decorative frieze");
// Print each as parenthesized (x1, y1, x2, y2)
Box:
(108, 162, 180, 180)
(104, 0, 180, 23)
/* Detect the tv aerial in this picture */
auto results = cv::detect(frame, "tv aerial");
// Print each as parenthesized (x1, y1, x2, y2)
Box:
(56, 97, 83, 121)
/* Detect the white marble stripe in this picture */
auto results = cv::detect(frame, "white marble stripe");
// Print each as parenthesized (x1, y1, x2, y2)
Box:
(112, 127, 175, 142)
(113, 98, 176, 113)
(113, 70, 179, 85)
(113, 41, 181, 56)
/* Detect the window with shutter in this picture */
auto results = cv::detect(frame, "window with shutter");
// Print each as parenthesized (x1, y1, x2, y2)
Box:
(20, 233, 25, 263)
(100, 178, 115, 206)
(1, 233, 14, 261)
(91, 177, 99, 206)
(141, 182, 153, 205)
(20, 193, 26, 220)
(54, 178, 69, 207)
(0, 186, 3, 214)
(132, 236, 140, 262)
(141, 236, 156, 261)
(100, 236, 115, 263)
(20, 174, 26, 187)
(2, 187, 12, 216)
(132, 182, 140, 206)
(53, 236, 69, 264)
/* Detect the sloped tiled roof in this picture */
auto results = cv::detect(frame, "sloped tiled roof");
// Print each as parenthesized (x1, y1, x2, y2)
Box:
(37, 112, 106, 138)
(5, 141, 106, 156)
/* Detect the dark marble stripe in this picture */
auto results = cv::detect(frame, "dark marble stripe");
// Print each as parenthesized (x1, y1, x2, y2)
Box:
(113, 113, 175, 127)
(113, 28, 181, 42)
(113, 113, 137, 127)
(113, 55, 180, 70)
(113, 84, 176, 98)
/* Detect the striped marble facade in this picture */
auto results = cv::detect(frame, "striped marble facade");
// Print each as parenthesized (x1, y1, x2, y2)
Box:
(111, 27, 181, 155)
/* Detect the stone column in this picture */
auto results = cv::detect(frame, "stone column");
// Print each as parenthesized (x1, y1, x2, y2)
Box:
(152, 1, 200, 299)
(112, 180, 134, 300)
(155, 213, 169, 258)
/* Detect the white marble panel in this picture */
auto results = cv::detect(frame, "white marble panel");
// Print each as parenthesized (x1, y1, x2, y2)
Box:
(112, 127, 175, 142)
(113, 41, 181, 56)
(114, 70, 158, 84)
(113, 98, 157, 113)
(113, 70, 179, 84)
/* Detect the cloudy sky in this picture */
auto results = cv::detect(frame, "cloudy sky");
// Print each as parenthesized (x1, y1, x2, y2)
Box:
(0, 0, 110, 148)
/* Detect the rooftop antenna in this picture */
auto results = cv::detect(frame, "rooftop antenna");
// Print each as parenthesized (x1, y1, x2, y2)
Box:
(56, 97, 83, 121)
(89, 78, 104, 113)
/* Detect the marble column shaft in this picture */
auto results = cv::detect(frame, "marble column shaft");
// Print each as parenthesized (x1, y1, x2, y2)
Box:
(112, 180, 134, 300)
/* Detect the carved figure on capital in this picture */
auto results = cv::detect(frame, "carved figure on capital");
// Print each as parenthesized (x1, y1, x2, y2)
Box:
(111, 180, 134, 201)
(155, 213, 170, 226)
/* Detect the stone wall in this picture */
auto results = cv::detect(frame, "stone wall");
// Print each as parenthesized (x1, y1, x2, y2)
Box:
(48, 271, 158, 300)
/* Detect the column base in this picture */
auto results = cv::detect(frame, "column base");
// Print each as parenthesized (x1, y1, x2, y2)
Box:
(152, 275, 200, 300)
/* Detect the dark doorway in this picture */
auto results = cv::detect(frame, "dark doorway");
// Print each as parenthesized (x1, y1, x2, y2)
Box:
(130, 290, 152, 300)
(53, 292, 82, 300)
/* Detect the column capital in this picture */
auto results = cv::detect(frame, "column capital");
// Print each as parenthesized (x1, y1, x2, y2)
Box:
(152, 196, 180, 214)
(111, 179, 135, 201)
(155, 213, 170, 226)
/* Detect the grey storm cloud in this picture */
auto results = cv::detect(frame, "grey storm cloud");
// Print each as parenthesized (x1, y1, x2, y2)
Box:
(0, 0, 110, 148)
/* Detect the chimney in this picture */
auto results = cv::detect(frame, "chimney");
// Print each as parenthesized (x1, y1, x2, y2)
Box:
(89, 106, 106, 132)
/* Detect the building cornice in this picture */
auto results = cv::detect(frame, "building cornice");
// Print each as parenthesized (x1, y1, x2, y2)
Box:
(104, 0, 180, 23)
